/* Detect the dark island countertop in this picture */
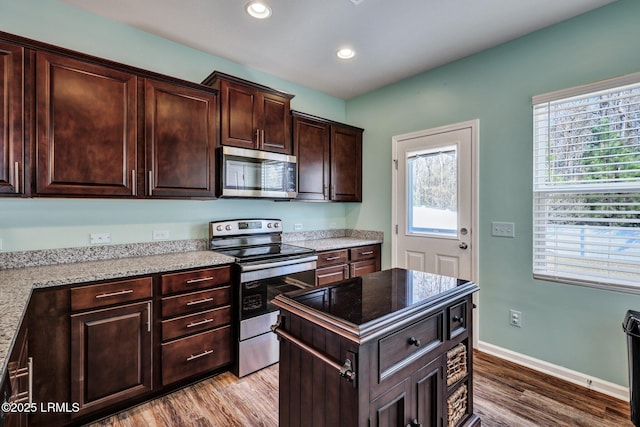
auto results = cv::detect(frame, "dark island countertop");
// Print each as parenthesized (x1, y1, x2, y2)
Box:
(272, 267, 478, 344)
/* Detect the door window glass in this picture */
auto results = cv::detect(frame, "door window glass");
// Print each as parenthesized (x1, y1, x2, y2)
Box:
(407, 145, 458, 236)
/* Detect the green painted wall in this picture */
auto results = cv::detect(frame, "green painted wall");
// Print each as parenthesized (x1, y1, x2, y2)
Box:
(0, 0, 349, 251)
(2, 0, 638, 388)
(345, 0, 640, 387)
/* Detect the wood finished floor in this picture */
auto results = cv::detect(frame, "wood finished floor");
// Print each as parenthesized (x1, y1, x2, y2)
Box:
(90, 351, 632, 427)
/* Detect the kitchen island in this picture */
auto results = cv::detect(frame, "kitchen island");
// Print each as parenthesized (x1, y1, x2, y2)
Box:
(272, 268, 480, 427)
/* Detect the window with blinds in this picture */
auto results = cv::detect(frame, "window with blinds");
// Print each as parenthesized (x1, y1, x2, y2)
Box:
(532, 73, 640, 292)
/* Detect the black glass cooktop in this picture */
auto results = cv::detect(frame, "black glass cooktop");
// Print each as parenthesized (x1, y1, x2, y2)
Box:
(286, 268, 473, 326)
(215, 243, 314, 263)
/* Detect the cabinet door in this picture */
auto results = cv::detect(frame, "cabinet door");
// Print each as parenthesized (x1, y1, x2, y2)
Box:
(35, 52, 137, 196)
(331, 124, 362, 202)
(0, 41, 25, 196)
(219, 80, 258, 149)
(71, 301, 152, 416)
(145, 79, 217, 198)
(370, 378, 411, 427)
(413, 356, 443, 427)
(259, 92, 291, 153)
(293, 114, 330, 200)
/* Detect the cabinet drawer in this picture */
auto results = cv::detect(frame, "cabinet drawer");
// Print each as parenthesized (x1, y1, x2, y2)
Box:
(350, 259, 378, 278)
(161, 326, 232, 385)
(162, 306, 231, 341)
(349, 244, 379, 261)
(71, 277, 152, 311)
(316, 264, 349, 286)
(161, 266, 231, 295)
(379, 312, 443, 379)
(161, 286, 231, 318)
(316, 249, 348, 267)
(448, 300, 467, 339)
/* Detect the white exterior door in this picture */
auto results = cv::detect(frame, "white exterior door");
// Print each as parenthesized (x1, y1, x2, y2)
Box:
(392, 120, 478, 282)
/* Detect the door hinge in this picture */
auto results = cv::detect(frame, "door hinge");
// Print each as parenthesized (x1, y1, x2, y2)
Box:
(393, 159, 398, 170)
(395, 224, 399, 234)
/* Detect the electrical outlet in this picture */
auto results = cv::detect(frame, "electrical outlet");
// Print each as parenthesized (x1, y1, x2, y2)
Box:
(510, 309, 522, 327)
(329, 222, 337, 229)
(294, 223, 303, 231)
(90, 232, 111, 245)
(153, 230, 170, 240)
(492, 221, 515, 238)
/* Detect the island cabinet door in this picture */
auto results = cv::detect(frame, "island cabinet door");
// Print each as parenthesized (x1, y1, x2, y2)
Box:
(412, 355, 444, 427)
(369, 379, 412, 427)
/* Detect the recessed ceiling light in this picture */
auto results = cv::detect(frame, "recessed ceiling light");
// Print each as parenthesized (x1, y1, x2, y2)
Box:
(246, 2, 272, 19)
(337, 48, 356, 60)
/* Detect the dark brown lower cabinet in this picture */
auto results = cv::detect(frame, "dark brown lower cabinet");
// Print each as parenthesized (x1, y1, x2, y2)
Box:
(70, 300, 152, 417)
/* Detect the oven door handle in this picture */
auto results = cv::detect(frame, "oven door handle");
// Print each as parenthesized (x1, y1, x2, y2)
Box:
(240, 255, 318, 272)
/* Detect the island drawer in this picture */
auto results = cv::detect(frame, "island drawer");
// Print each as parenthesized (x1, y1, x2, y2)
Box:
(349, 244, 380, 261)
(448, 300, 467, 339)
(316, 249, 349, 267)
(71, 277, 153, 311)
(161, 266, 231, 295)
(161, 325, 232, 385)
(161, 286, 231, 318)
(162, 306, 231, 341)
(378, 311, 443, 378)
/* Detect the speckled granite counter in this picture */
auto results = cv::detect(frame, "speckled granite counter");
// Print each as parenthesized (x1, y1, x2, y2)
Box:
(284, 229, 383, 251)
(0, 250, 234, 374)
(0, 230, 383, 376)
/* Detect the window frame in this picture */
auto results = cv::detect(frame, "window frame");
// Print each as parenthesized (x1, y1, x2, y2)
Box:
(532, 72, 640, 293)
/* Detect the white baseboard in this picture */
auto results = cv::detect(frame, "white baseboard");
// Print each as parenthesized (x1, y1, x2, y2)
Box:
(477, 341, 629, 402)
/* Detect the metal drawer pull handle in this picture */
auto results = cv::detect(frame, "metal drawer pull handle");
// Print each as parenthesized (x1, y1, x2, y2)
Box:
(408, 336, 421, 347)
(186, 297, 214, 306)
(96, 289, 134, 299)
(271, 320, 356, 382)
(186, 349, 213, 361)
(186, 276, 214, 284)
(359, 251, 374, 255)
(324, 256, 342, 261)
(186, 318, 214, 328)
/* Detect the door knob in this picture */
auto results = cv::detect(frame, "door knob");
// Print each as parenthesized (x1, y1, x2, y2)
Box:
(459, 242, 468, 250)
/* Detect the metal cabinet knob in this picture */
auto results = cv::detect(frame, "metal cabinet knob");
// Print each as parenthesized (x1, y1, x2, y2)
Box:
(408, 336, 421, 347)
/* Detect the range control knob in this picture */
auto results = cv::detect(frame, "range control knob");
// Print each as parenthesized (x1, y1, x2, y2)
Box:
(216, 225, 223, 231)
(274, 222, 280, 228)
(225, 225, 232, 231)
(267, 223, 273, 228)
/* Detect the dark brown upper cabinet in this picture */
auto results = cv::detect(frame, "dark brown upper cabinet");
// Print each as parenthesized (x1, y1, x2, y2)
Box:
(292, 111, 363, 202)
(0, 40, 27, 196)
(35, 51, 138, 196)
(144, 79, 217, 198)
(203, 71, 294, 154)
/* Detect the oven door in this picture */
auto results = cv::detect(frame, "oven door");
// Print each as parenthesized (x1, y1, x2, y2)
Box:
(239, 268, 315, 324)
(219, 146, 297, 198)
(235, 263, 315, 377)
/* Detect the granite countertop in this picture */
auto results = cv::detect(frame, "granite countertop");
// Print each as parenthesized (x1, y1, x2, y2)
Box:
(0, 250, 234, 374)
(273, 268, 478, 344)
(0, 231, 383, 375)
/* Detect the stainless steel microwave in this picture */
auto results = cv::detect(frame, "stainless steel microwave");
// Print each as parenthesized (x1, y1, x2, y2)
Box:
(218, 146, 297, 199)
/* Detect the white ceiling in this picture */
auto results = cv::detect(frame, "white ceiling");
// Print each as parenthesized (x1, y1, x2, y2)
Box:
(61, 0, 617, 99)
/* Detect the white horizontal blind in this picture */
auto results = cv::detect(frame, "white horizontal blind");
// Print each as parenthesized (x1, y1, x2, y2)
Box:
(533, 74, 640, 291)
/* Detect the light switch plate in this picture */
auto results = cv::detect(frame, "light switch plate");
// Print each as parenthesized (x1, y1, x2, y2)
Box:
(153, 230, 170, 240)
(491, 222, 515, 238)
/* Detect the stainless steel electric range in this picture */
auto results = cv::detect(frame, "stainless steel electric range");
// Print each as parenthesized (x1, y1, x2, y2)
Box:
(209, 219, 317, 377)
